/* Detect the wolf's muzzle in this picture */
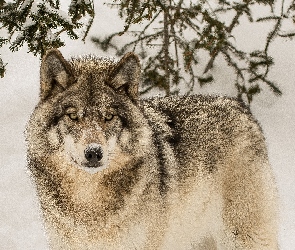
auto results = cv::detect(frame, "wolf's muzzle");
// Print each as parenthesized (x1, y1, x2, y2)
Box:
(84, 143, 103, 167)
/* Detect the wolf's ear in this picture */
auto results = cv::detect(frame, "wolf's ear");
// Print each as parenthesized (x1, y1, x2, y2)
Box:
(109, 52, 141, 103)
(40, 49, 74, 100)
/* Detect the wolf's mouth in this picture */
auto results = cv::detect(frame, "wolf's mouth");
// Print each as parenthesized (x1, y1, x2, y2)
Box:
(83, 162, 103, 168)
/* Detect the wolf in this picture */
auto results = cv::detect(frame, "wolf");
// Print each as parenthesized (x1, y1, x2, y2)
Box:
(26, 49, 278, 250)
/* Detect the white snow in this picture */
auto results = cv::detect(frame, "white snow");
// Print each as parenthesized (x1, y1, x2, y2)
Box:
(0, 1, 294, 249)
(46, 29, 57, 42)
(22, 16, 36, 29)
(18, 0, 34, 11)
(30, 1, 73, 25)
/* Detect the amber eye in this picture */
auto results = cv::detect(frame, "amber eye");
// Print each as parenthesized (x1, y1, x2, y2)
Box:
(66, 108, 78, 121)
(105, 113, 114, 122)
(68, 113, 78, 120)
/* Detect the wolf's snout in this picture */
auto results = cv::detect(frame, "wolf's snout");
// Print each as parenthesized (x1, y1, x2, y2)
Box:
(84, 144, 103, 166)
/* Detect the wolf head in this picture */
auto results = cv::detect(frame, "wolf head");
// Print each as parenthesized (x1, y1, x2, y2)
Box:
(30, 48, 148, 170)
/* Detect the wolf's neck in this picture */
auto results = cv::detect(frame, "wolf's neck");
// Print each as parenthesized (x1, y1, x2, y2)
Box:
(36, 158, 163, 240)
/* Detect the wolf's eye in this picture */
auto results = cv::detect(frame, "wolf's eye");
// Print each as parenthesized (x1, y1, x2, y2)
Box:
(68, 113, 78, 120)
(105, 108, 117, 122)
(105, 113, 114, 122)
(65, 108, 78, 121)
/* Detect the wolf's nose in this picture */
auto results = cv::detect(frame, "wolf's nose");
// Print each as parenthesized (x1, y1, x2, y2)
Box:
(84, 144, 103, 163)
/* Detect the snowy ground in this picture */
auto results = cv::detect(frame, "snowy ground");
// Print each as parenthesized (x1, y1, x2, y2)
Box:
(0, 2, 294, 250)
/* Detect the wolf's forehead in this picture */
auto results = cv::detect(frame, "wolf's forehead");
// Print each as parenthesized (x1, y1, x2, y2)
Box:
(65, 85, 115, 110)
(69, 55, 118, 75)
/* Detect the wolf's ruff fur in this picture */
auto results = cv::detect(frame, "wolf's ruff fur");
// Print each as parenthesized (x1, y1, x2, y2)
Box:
(26, 49, 278, 250)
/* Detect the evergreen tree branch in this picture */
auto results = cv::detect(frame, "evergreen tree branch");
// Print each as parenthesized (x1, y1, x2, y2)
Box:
(0, 0, 94, 76)
(203, 1, 252, 74)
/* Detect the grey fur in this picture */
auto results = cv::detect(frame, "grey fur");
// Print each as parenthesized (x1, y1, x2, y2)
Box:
(26, 49, 279, 250)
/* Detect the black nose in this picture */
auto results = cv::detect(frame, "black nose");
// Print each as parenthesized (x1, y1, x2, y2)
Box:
(84, 144, 103, 163)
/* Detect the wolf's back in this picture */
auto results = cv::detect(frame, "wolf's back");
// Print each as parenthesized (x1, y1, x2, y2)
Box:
(142, 94, 265, 175)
